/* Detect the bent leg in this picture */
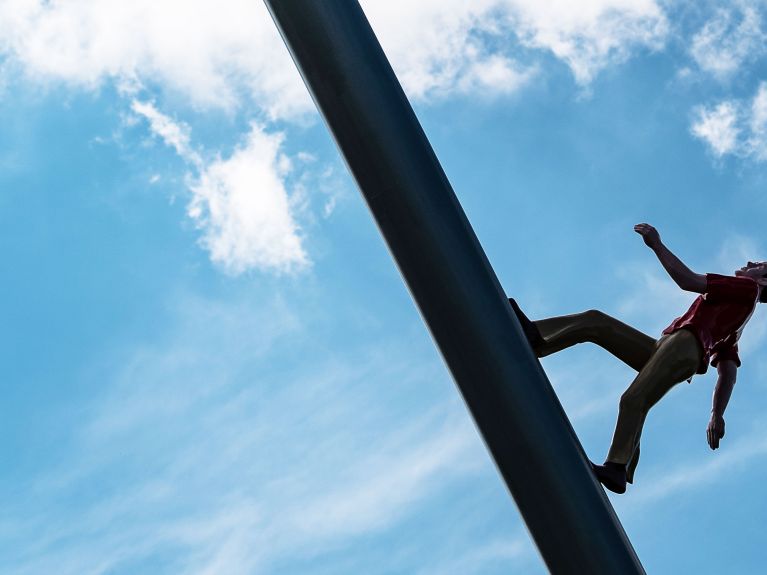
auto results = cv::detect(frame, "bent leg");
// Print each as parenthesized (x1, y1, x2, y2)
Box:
(606, 329, 702, 481)
(534, 310, 656, 372)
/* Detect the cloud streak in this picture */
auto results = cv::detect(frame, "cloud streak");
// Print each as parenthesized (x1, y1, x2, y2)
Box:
(131, 100, 201, 166)
(623, 423, 767, 508)
(0, 293, 487, 575)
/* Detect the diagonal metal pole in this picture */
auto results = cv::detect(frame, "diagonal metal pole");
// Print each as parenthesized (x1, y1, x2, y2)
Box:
(264, 1, 645, 573)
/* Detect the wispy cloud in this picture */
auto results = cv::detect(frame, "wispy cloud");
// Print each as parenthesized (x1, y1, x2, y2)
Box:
(623, 423, 767, 508)
(131, 100, 201, 167)
(690, 3, 765, 81)
(0, 293, 486, 575)
(544, 352, 634, 424)
(615, 261, 696, 335)
(415, 535, 535, 575)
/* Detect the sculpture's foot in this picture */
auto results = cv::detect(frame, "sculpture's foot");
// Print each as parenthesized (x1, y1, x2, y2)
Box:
(508, 297, 545, 351)
(590, 461, 627, 494)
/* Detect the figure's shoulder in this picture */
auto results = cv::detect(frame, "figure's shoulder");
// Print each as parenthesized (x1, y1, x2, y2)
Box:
(704, 273, 759, 302)
(705, 272, 751, 283)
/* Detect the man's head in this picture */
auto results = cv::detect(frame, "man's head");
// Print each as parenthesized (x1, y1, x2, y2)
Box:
(735, 261, 767, 302)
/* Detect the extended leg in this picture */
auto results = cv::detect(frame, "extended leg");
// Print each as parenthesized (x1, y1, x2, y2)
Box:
(533, 310, 656, 372)
(605, 329, 702, 483)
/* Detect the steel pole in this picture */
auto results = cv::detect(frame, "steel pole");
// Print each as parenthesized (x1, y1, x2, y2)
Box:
(264, 1, 645, 573)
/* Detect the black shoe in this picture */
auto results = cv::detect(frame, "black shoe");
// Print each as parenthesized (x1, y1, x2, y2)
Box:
(508, 297, 545, 351)
(590, 461, 627, 494)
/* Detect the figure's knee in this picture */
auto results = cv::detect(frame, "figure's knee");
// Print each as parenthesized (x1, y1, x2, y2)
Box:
(619, 389, 647, 414)
(584, 309, 612, 326)
(581, 309, 609, 341)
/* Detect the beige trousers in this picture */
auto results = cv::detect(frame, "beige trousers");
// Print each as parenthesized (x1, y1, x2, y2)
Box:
(533, 310, 702, 482)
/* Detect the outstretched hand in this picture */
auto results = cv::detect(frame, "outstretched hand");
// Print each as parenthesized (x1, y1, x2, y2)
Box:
(707, 414, 725, 450)
(634, 223, 661, 249)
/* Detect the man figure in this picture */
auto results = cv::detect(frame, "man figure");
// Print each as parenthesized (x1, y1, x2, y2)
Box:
(510, 223, 767, 494)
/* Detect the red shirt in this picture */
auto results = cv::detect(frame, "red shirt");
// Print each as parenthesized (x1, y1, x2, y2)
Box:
(662, 273, 760, 374)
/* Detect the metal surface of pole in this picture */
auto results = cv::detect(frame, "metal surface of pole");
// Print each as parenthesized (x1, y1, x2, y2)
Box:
(263, 1, 645, 573)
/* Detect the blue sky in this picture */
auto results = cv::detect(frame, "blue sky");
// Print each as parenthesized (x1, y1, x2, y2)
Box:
(1, 1, 767, 573)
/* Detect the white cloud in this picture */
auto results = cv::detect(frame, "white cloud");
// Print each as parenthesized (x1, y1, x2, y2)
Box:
(363, 0, 668, 99)
(457, 54, 537, 97)
(690, 4, 766, 81)
(360, 0, 533, 100)
(0, 0, 310, 118)
(2, 0, 669, 113)
(188, 123, 308, 275)
(691, 82, 767, 161)
(690, 101, 740, 157)
(503, 0, 668, 86)
(130, 101, 308, 274)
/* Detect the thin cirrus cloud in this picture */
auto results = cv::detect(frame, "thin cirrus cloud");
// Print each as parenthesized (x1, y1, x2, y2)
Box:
(1, 293, 486, 575)
(621, 422, 767, 509)
(131, 100, 202, 167)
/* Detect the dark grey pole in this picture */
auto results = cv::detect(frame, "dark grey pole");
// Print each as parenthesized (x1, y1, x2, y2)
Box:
(263, 1, 645, 573)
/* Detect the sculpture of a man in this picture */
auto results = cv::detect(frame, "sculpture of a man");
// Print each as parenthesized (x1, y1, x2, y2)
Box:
(510, 224, 767, 493)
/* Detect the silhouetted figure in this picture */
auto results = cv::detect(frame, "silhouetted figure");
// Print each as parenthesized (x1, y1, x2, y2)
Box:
(510, 223, 767, 494)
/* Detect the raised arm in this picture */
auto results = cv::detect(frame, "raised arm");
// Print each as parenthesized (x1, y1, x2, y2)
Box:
(707, 359, 737, 450)
(634, 223, 706, 293)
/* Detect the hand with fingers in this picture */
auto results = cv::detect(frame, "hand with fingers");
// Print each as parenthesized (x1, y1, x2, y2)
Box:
(707, 414, 725, 450)
(634, 223, 661, 249)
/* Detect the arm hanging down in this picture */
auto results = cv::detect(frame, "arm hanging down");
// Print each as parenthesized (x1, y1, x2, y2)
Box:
(634, 223, 706, 293)
(707, 359, 737, 450)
